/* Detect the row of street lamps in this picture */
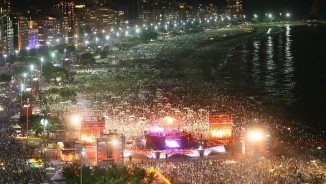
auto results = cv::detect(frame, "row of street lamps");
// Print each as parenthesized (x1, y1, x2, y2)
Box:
(2, 45, 56, 64)
(18, 53, 47, 139)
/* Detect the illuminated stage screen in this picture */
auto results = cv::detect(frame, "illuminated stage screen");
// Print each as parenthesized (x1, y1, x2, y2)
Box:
(165, 139, 182, 148)
(209, 124, 232, 139)
(145, 135, 188, 150)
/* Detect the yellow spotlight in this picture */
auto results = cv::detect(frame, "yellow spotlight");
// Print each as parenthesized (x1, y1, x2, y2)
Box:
(71, 115, 80, 125)
(248, 131, 263, 141)
(112, 139, 118, 145)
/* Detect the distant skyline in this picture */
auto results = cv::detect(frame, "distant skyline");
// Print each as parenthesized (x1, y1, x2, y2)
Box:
(187, 0, 315, 18)
(9, 0, 315, 18)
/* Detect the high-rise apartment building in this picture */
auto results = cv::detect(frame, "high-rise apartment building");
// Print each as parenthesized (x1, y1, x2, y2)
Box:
(0, 0, 10, 12)
(0, 13, 14, 54)
(226, 0, 243, 20)
(29, 15, 58, 45)
(75, 5, 122, 34)
(18, 15, 30, 50)
(53, 1, 75, 34)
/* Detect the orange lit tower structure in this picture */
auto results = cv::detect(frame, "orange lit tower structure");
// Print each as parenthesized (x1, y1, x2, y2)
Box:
(97, 133, 125, 166)
(208, 111, 233, 140)
(242, 126, 270, 156)
(79, 116, 105, 142)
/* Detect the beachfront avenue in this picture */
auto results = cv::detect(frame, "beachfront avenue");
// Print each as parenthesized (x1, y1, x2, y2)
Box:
(1, 21, 326, 183)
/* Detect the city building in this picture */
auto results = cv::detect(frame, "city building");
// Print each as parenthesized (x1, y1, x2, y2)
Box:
(28, 27, 39, 49)
(141, 2, 219, 30)
(18, 15, 30, 51)
(9, 14, 39, 52)
(0, 13, 14, 54)
(0, 0, 11, 12)
(29, 15, 59, 45)
(75, 5, 123, 37)
(53, 1, 75, 42)
(226, 0, 243, 20)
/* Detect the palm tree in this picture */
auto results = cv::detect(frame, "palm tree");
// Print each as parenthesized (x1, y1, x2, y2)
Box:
(81, 165, 94, 184)
(62, 163, 156, 184)
(146, 171, 157, 184)
(61, 163, 80, 184)
(131, 166, 147, 183)
(92, 165, 108, 181)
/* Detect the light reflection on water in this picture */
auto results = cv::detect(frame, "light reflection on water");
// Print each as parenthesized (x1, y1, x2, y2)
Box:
(252, 40, 261, 84)
(213, 25, 296, 109)
(264, 34, 277, 95)
(283, 26, 295, 104)
(210, 25, 326, 125)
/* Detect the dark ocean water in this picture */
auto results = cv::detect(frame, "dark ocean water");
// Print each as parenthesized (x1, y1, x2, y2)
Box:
(211, 24, 326, 128)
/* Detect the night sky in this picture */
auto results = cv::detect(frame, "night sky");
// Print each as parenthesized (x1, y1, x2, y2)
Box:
(10, 0, 315, 18)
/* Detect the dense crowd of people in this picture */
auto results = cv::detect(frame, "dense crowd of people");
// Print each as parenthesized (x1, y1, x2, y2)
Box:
(126, 155, 325, 183)
(1, 25, 326, 183)
(43, 62, 326, 183)
(0, 76, 46, 183)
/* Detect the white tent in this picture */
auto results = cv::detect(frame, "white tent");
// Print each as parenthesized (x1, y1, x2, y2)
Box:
(12, 123, 21, 129)
(10, 114, 20, 119)
(51, 170, 66, 182)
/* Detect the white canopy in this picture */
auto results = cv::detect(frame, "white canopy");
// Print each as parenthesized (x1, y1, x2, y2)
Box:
(51, 170, 66, 181)
(10, 114, 20, 119)
(12, 123, 21, 129)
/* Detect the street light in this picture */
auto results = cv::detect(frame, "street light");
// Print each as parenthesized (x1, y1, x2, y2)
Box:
(24, 98, 30, 140)
(30, 65, 34, 87)
(3, 54, 7, 64)
(20, 84, 24, 105)
(51, 52, 55, 63)
(23, 73, 27, 88)
(80, 148, 85, 184)
(40, 57, 44, 76)
(26, 47, 30, 57)
(41, 119, 48, 137)
(75, 35, 78, 45)
(15, 50, 19, 62)
(85, 41, 89, 48)
(47, 42, 50, 51)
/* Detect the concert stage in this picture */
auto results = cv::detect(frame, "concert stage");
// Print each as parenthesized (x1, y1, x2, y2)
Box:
(127, 116, 226, 159)
(123, 145, 226, 159)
